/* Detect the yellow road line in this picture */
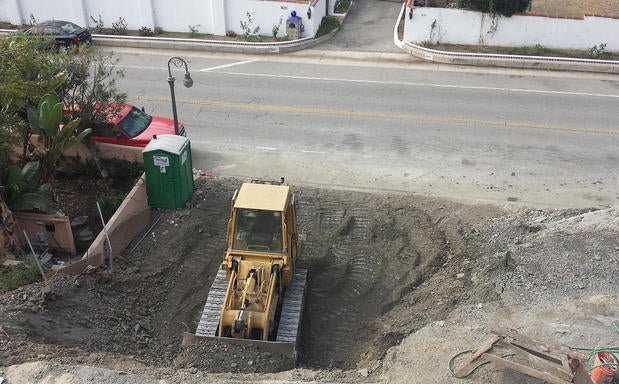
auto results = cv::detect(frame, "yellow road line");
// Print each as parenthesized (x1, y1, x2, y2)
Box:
(137, 96, 617, 135)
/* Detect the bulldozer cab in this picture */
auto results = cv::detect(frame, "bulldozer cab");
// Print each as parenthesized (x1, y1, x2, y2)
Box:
(228, 182, 296, 260)
(233, 209, 283, 253)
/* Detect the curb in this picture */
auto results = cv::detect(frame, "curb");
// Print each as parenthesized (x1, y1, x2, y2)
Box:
(0, 27, 340, 55)
(393, 4, 619, 74)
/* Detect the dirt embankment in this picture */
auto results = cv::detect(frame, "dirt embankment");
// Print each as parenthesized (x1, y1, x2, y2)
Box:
(1, 177, 617, 383)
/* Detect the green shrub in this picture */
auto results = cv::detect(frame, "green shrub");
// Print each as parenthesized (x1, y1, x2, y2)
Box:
(0, 261, 44, 293)
(317, 16, 340, 37)
(101, 158, 144, 190)
(461, 0, 530, 16)
(587, 43, 607, 59)
(138, 26, 154, 36)
(335, 0, 351, 13)
(111, 17, 128, 35)
(188, 24, 200, 37)
(89, 15, 105, 33)
(97, 192, 125, 221)
(508, 44, 551, 56)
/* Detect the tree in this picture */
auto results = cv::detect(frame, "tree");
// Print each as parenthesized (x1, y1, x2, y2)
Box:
(55, 48, 127, 133)
(27, 93, 92, 181)
(0, 34, 126, 161)
(0, 34, 65, 161)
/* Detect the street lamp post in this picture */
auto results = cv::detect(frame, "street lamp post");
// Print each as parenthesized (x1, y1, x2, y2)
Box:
(167, 56, 193, 136)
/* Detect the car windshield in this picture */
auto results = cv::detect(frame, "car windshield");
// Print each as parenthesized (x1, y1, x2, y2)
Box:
(117, 107, 152, 138)
(58, 22, 81, 34)
(233, 209, 282, 253)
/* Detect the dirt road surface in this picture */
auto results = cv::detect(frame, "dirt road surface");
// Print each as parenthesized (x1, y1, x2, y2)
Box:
(1, 177, 617, 383)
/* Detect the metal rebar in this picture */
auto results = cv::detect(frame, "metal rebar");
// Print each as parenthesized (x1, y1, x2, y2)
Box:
(23, 230, 46, 281)
(96, 202, 113, 274)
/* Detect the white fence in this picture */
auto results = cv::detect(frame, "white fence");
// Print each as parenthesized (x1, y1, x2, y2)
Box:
(0, 0, 326, 37)
(404, 7, 619, 51)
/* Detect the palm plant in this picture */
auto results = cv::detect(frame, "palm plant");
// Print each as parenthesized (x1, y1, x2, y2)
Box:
(27, 92, 92, 181)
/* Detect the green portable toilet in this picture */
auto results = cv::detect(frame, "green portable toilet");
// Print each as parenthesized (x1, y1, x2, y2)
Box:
(142, 134, 194, 209)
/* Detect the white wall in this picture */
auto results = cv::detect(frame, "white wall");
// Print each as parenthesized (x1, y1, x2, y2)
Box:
(0, 0, 22, 25)
(225, 0, 321, 38)
(310, 0, 327, 36)
(404, 8, 619, 51)
(0, 0, 324, 37)
(10, 0, 84, 25)
(84, 0, 144, 30)
(151, 0, 215, 34)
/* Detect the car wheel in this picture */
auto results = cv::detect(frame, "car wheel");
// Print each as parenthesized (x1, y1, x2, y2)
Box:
(58, 43, 70, 54)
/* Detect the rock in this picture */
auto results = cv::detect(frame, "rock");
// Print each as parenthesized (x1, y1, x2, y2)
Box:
(358, 368, 369, 377)
(248, 360, 254, 366)
(230, 363, 237, 368)
(477, 303, 483, 309)
(189, 367, 198, 374)
(456, 273, 465, 279)
(134, 323, 141, 332)
(593, 255, 602, 261)
(507, 197, 518, 202)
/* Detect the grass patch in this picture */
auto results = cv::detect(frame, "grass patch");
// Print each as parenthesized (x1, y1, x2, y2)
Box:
(425, 43, 619, 60)
(335, 0, 351, 13)
(508, 44, 552, 56)
(0, 261, 44, 293)
(317, 16, 341, 37)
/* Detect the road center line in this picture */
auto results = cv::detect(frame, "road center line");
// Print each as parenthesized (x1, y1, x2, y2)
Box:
(301, 150, 327, 154)
(256, 146, 278, 150)
(136, 95, 617, 135)
(200, 60, 257, 72)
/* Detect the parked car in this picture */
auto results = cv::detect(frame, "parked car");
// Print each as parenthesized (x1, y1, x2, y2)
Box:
(24, 20, 92, 49)
(87, 104, 186, 147)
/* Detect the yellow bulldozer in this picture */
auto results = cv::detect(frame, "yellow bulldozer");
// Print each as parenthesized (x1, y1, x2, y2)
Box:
(187, 179, 307, 360)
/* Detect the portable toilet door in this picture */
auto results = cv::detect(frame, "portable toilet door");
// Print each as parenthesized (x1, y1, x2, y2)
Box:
(143, 134, 193, 209)
(177, 138, 194, 204)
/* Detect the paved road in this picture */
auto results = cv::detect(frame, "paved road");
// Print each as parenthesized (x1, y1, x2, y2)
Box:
(110, 47, 619, 208)
(317, 0, 404, 52)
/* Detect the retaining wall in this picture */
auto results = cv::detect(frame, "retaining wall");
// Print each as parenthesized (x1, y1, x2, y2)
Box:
(404, 7, 619, 51)
(55, 175, 151, 274)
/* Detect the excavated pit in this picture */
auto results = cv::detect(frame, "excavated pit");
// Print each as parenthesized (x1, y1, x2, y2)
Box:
(0, 178, 502, 373)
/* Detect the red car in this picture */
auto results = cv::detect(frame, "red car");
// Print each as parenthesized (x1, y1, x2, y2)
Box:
(89, 104, 186, 147)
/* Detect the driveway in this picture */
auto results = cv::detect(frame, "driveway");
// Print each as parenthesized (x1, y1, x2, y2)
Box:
(318, 0, 404, 52)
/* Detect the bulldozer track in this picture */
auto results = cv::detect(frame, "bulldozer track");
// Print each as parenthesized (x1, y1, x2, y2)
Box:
(195, 267, 228, 337)
(276, 268, 308, 343)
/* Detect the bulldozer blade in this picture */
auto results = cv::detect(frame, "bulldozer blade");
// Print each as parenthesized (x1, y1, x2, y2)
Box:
(182, 332, 298, 362)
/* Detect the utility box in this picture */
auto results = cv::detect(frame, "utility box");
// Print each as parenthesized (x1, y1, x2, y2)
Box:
(142, 134, 194, 209)
(286, 11, 303, 40)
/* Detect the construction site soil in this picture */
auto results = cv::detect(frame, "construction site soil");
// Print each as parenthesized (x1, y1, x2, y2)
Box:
(1, 177, 617, 383)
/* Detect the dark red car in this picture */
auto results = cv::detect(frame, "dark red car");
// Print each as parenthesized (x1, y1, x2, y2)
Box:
(89, 104, 186, 147)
